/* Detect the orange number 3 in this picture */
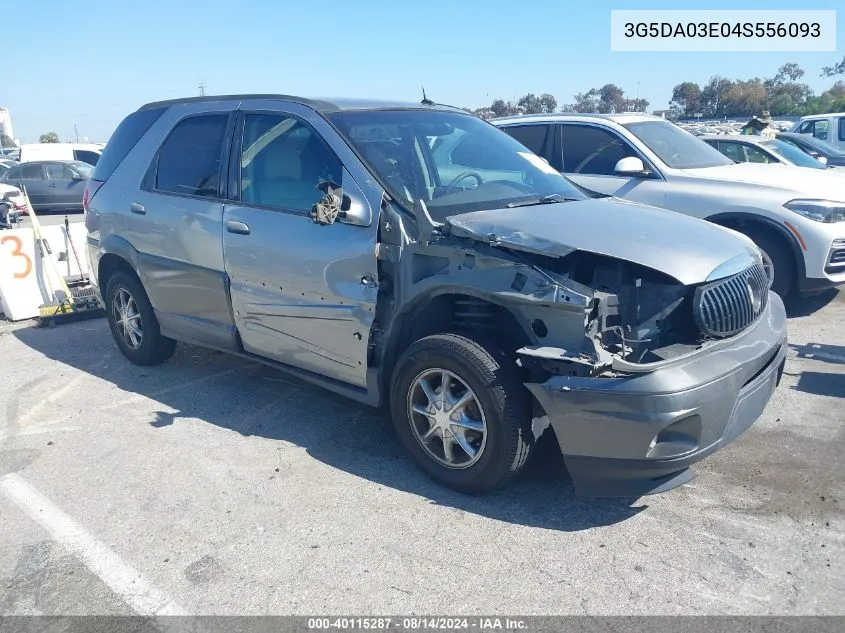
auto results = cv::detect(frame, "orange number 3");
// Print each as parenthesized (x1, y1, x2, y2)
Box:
(1, 235, 33, 279)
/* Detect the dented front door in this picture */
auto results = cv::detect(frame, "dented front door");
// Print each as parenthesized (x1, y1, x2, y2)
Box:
(222, 103, 379, 388)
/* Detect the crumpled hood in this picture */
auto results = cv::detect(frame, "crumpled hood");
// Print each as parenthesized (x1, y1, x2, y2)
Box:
(446, 197, 758, 286)
(684, 163, 845, 200)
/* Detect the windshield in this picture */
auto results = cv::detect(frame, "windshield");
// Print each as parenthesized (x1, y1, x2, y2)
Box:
(622, 120, 734, 169)
(760, 139, 827, 169)
(327, 109, 585, 219)
(783, 134, 845, 157)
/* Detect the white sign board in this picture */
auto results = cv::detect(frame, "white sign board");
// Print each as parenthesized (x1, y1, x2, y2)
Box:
(0, 223, 90, 321)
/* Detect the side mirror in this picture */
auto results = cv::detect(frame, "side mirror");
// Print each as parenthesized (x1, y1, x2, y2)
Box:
(817, 156, 828, 166)
(614, 156, 649, 177)
(71, 172, 86, 181)
(339, 169, 373, 227)
(309, 169, 372, 227)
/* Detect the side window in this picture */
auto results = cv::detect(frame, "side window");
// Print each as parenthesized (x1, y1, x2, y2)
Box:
(239, 113, 342, 213)
(73, 150, 100, 166)
(561, 125, 638, 175)
(45, 164, 73, 180)
(20, 164, 43, 180)
(155, 115, 228, 198)
(744, 145, 772, 163)
(813, 120, 829, 141)
(839, 118, 845, 142)
(503, 125, 550, 157)
(718, 141, 746, 163)
(798, 121, 813, 134)
(4, 165, 21, 180)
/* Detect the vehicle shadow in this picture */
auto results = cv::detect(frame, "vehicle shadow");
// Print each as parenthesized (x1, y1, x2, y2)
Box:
(13, 323, 646, 532)
(792, 371, 845, 398)
(785, 288, 839, 318)
(790, 342, 845, 365)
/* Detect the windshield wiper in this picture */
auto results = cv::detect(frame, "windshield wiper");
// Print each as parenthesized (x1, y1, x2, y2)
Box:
(506, 193, 577, 208)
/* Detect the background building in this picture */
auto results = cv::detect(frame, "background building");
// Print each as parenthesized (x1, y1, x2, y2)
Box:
(0, 107, 16, 146)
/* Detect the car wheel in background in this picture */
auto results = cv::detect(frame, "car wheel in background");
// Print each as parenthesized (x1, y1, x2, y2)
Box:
(743, 227, 795, 299)
(106, 271, 176, 366)
(390, 333, 534, 493)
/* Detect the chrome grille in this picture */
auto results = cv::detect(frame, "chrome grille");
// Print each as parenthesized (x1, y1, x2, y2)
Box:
(695, 263, 769, 338)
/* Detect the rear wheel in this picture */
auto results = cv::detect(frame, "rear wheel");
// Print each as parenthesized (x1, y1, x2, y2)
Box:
(390, 333, 533, 493)
(106, 271, 176, 366)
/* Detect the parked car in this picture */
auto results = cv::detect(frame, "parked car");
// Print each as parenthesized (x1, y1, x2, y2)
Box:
(493, 113, 845, 297)
(700, 135, 833, 171)
(18, 143, 102, 166)
(789, 113, 845, 151)
(84, 95, 787, 496)
(0, 160, 93, 213)
(776, 132, 845, 168)
(0, 182, 26, 227)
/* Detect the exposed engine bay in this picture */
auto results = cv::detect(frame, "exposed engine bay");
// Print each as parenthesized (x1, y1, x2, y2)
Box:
(550, 252, 702, 360)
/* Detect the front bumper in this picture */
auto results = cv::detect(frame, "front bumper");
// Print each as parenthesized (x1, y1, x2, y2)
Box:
(526, 292, 788, 496)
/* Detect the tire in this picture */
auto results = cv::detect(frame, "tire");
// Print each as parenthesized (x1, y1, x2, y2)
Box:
(390, 333, 533, 494)
(106, 271, 176, 366)
(743, 227, 795, 299)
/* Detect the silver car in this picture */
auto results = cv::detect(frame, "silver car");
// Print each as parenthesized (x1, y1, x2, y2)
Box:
(85, 96, 787, 496)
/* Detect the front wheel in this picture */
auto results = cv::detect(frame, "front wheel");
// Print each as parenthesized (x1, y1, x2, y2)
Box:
(390, 333, 533, 493)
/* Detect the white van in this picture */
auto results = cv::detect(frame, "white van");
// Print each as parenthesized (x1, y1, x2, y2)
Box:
(18, 143, 102, 166)
(789, 113, 845, 151)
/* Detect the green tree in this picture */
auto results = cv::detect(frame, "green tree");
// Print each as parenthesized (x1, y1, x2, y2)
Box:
(517, 93, 544, 114)
(566, 88, 600, 113)
(774, 62, 804, 83)
(538, 93, 558, 113)
(39, 132, 60, 143)
(821, 55, 845, 77)
(0, 133, 15, 149)
(489, 99, 511, 118)
(700, 76, 734, 117)
(670, 82, 702, 117)
(598, 83, 625, 113)
(722, 79, 767, 116)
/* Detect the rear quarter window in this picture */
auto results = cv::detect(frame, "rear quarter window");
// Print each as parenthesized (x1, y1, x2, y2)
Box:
(94, 107, 165, 181)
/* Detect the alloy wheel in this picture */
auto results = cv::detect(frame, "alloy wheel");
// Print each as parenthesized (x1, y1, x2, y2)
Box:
(407, 368, 488, 469)
(112, 288, 143, 350)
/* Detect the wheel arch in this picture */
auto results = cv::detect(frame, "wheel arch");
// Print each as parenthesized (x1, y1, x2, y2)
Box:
(705, 212, 806, 281)
(96, 235, 144, 299)
(379, 289, 533, 395)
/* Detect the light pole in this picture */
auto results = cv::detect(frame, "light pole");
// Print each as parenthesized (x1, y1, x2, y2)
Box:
(74, 124, 79, 143)
(637, 82, 641, 111)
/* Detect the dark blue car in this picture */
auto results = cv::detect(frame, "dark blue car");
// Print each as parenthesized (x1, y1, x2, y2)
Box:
(777, 132, 845, 168)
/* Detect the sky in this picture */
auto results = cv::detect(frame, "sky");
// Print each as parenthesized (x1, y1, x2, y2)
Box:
(2, 0, 843, 143)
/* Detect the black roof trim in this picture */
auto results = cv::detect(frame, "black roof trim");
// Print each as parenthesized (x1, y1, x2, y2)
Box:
(138, 94, 335, 112)
(137, 95, 467, 114)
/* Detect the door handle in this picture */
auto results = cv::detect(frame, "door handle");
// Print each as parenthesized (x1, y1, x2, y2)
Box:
(130, 202, 146, 215)
(225, 220, 250, 235)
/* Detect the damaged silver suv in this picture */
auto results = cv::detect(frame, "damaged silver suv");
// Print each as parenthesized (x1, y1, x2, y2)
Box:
(85, 96, 788, 496)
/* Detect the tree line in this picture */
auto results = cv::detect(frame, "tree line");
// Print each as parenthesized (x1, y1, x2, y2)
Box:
(469, 55, 845, 120)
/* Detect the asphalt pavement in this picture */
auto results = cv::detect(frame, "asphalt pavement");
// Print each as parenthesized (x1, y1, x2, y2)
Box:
(7, 212, 85, 228)
(0, 290, 842, 615)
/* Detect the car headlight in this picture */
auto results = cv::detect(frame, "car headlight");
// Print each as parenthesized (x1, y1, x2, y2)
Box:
(784, 199, 845, 223)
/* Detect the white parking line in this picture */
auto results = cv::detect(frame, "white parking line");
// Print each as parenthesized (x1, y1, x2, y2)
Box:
(0, 473, 189, 616)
